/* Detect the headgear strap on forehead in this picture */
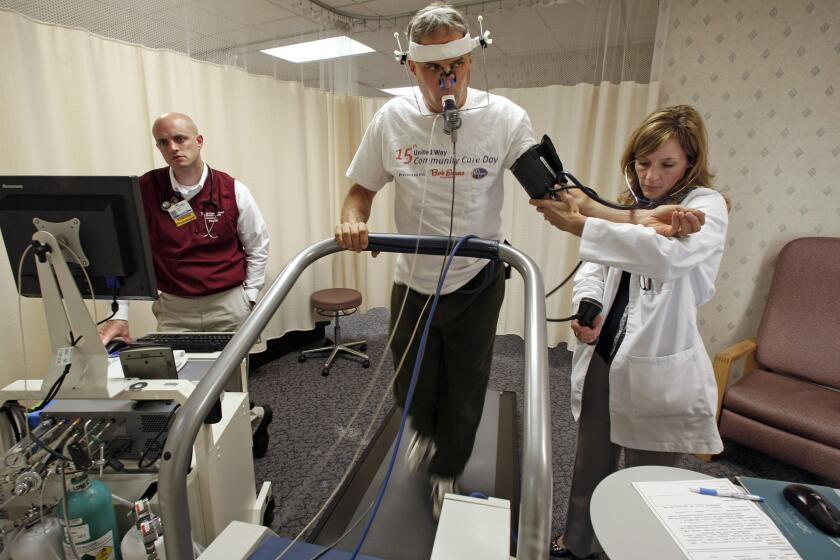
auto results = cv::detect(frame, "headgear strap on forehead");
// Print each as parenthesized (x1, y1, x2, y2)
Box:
(394, 15, 492, 64)
(408, 34, 478, 62)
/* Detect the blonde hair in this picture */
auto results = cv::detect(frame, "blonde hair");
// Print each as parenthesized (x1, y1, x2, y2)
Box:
(618, 105, 717, 206)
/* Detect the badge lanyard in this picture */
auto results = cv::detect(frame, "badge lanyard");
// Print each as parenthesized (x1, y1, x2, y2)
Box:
(161, 167, 222, 237)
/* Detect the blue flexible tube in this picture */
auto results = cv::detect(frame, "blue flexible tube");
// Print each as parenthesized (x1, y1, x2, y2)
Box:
(349, 235, 478, 560)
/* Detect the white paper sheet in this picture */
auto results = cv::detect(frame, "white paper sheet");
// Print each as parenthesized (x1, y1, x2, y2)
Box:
(632, 478, 802, 560)
(174, 349, 189, 372)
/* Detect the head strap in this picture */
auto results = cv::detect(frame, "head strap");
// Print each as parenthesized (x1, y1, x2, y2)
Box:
(394, 20, 492, 65)
(407, 34, 480, 63)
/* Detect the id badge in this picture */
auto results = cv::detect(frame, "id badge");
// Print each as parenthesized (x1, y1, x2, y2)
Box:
(168, 200, 197, 226)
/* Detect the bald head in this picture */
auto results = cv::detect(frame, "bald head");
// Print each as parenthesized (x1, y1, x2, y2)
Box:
(152, 112, 205, 181)
(153, 112, 199, 136)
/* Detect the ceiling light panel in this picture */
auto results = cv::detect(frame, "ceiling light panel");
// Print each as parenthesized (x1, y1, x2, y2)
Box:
(261, 36, 375, 63)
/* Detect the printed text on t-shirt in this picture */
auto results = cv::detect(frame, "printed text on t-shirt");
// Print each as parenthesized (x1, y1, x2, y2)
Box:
(395, 145, 499, 166)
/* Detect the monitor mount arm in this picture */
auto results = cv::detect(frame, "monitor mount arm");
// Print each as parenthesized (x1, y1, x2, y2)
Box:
(28, 228, 110, 399)
(2, 222, 198, 406)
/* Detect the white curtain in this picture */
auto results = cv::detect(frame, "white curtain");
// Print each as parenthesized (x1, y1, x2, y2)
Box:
(0, 9, 658, 382)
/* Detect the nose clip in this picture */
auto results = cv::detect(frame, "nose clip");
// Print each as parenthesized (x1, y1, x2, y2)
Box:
(438, 71, 457, 89)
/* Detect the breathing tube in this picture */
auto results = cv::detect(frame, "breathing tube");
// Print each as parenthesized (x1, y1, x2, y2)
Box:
(348, 235, 479, 560)
(271, 119, 446, 560)
(274, 119, 469, 560)
(275, 17, 499, 560)
(343, 20, 498, 556)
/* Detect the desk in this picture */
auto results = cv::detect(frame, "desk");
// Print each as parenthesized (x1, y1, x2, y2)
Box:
(590, 465, 712, 560)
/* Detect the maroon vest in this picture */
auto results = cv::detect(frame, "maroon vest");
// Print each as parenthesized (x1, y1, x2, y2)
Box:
(139, 167, 246, 297)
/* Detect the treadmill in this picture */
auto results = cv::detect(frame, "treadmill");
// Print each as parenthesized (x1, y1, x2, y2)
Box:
(159, 235, 552, 560)
(308, 390, 519, 559)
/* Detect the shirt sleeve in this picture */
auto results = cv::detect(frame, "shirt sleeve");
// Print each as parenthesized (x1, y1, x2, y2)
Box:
(578, 189, 729, 282)
(503, 106, 537, 169)
(346, 111, 393, 191)
(234, 180, 270, 302)
(571, 261, 607, 310)
(113, 300, 129, 321)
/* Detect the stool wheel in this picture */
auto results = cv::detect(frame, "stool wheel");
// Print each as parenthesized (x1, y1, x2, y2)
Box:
(321, 367, 330, 376)
(362, 360, 371, 368)
(298, 353, 306, 363)
(359, 343, 367, 352)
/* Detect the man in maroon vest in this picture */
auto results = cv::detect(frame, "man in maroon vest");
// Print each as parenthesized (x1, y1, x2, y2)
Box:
(98, 112, 272, 457)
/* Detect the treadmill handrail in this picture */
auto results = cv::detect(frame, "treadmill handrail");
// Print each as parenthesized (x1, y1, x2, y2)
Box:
(366, 233, 501, 259)
(158, 234, 551, 560)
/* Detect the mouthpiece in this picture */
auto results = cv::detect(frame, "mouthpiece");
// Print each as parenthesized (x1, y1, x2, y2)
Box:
(441, 95, 461, 143)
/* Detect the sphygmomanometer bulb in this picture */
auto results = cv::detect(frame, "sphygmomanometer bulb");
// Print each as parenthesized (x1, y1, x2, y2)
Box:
(576, 297, 602, 329)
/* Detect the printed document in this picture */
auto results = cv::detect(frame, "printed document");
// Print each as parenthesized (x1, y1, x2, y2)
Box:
(632, 478, 802, 560)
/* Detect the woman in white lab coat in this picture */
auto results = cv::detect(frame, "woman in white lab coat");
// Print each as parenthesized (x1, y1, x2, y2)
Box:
(531, 105, 729, 559)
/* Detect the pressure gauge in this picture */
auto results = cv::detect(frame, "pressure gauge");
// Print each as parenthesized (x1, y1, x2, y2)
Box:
(3, 452, 26, 470)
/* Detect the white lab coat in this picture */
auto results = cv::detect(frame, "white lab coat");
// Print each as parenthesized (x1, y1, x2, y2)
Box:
(569, 187, 727, 454)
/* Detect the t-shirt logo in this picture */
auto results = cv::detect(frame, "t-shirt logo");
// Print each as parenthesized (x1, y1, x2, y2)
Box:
(396, 146, 415, 164)
(472, 167, 488, 179)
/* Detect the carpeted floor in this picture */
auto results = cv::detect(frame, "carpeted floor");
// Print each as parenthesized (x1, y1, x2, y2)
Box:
(249, 307, 837, 555)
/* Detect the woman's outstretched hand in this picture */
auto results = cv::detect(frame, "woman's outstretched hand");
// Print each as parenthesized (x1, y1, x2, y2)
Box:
(640, 206, 705, 237)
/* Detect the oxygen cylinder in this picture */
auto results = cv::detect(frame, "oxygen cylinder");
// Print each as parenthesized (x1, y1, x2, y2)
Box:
(119, 526, 147, 560)
(9, 516, 65, 560)
(55, 473, 121, 560)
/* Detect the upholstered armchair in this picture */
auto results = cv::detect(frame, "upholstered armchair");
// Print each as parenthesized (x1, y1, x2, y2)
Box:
(709, 237, 840, 481)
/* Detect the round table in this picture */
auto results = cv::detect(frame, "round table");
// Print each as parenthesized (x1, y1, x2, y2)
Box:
(590, 465, 713, 560)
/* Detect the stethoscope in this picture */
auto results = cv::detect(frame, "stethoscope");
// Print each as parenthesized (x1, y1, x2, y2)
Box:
(621, 161, 695, 208)
(161, 167, 221, 238)
(550, 161, 696, 211)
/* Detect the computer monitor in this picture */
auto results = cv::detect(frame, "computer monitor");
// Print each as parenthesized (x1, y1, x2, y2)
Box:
(0, 175, 157, 300)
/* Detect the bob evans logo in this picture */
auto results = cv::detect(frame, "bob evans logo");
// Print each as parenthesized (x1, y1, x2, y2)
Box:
(431, 169, 465, 178)
(472, 168, 488, 179)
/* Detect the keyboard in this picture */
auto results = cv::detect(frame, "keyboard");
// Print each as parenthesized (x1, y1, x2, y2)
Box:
(136, 332, 234, 353)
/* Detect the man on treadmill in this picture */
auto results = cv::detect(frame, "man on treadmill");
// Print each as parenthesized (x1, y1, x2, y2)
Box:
(98, 112, 273, 458)
(335, 3, 537, 520)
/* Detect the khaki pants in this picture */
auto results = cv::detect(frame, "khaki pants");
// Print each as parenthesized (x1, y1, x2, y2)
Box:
(152, 284, 253, 393)
(152, 285, 251, 332)
(564, 352, 684, 557)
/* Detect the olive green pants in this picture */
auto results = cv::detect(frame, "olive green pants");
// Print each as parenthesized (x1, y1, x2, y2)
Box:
(391, 262, 505, 478)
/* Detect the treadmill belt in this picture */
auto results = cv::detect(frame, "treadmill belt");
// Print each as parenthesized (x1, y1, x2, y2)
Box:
(248, 536, 383, 560)
(308, 390, 519, 560)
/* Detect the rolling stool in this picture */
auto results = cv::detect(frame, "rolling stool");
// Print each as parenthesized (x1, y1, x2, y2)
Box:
(298, 288, 370, 376)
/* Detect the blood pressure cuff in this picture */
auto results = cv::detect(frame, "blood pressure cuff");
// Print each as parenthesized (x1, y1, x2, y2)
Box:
(511, 135, 565, 199)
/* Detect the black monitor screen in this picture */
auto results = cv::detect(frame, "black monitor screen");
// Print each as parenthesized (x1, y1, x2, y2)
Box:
(0, 176, 156, 300)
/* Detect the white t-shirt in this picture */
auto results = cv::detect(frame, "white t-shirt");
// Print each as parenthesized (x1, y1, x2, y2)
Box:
(347, 88, 535, 294)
